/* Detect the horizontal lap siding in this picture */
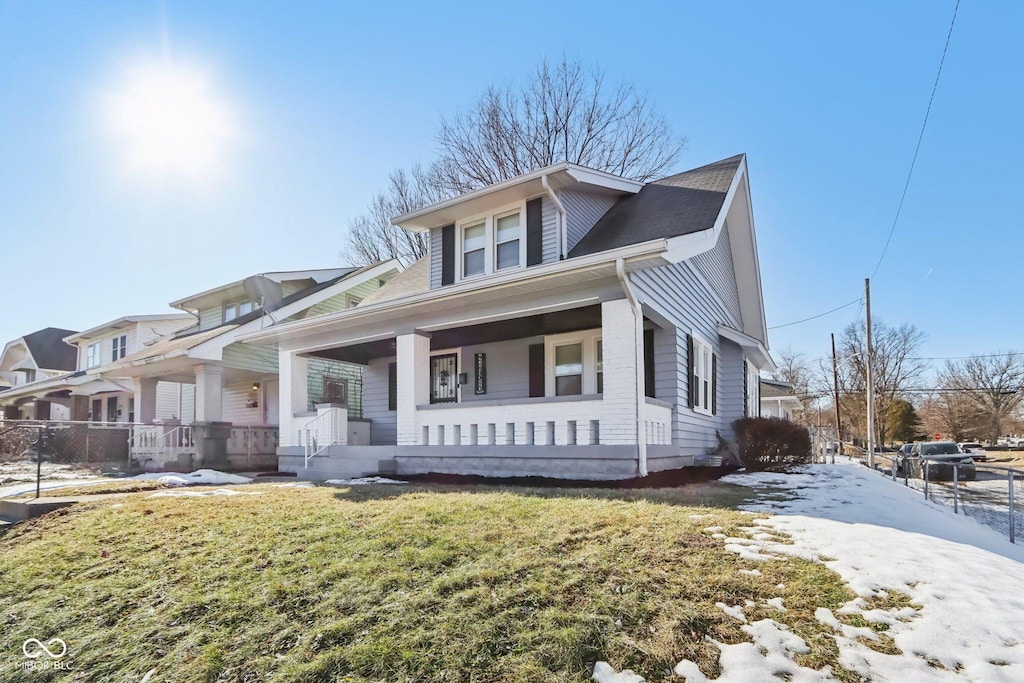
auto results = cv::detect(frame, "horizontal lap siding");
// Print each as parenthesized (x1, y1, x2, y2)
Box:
(180, 384, 195, 423)
(363, 357, 396, 445)
(222, 378, 260, 425)
(307, 358, 364, 414)
(198, 307, 223, 332)
(691, 222, 743, 328)
(221, 342, 278, 374)
(306, 277, 389, 317)
(155, 381, 181, 420)
(631, 259, 742, 455)
(459, 337, 539, 403)
(561, 190, 619, 253)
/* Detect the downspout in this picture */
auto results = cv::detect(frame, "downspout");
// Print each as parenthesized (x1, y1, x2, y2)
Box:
(541, 174, 567, 259)
(615, 258, 648, 477)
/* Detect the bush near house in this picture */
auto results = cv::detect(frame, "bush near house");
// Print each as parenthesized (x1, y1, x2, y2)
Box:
(733, 417, 812, 472)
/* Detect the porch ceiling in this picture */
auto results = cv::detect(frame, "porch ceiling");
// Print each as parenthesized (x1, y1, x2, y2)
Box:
(307, 304, 604, 364)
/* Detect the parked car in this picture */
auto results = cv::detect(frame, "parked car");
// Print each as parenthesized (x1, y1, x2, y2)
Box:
(958, 442, 988, 462)
(913, 441, 976, 481)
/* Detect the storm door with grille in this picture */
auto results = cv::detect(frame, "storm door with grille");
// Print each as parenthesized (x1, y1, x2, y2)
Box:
(430, 353, 458, 404)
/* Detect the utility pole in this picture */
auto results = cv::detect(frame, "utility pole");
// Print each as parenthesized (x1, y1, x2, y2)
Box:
(831, 333, 842, 456)
(865, 278, 875, 468)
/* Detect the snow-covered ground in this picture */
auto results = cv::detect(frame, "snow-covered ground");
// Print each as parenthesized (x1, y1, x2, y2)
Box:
(595, 460, 1024, 683)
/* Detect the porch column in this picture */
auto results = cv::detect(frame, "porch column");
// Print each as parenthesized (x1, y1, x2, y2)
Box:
(132, 377, 159, 424)
(278, 350, 308, 447)
(600, 298, 641, 445)
(396, 332, 430, 446)
(194, 364, 224, 423)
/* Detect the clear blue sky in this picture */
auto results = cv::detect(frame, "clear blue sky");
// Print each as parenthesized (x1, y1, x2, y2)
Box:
(1, 1, 1020, 367)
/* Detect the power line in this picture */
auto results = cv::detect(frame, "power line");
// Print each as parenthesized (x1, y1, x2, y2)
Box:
(908, 352, 1021, 361)
(870, 0, 961, 279)
(767, 298, 862, 330)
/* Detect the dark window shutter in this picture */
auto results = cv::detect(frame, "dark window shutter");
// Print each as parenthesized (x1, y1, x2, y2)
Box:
(643, 329, 655, 398)
(686, 334, 695, 409)
(528, 343, 545, 397)
(440, 224, 455, 285)
(742, 359, 749, 416)
(388, 362, 397, 411)
(526, 198, 543, 266)
(711, 354, 718, 416)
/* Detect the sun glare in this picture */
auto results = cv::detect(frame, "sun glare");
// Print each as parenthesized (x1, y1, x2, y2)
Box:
(104, 60, 236, 180)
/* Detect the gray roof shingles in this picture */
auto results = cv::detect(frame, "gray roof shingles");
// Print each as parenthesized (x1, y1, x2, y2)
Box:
(22, 327, 78, 371)
(568, 154, 744, 258)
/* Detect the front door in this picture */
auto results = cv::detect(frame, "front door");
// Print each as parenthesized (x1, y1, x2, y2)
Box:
(430, 353, 458, 404)
(263, 380, 279, 425)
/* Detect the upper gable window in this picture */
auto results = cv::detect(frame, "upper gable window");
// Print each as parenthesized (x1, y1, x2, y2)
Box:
(111, 334, 127, 362)
(86, 342, 101, 368)
(457, 202, 525, 281)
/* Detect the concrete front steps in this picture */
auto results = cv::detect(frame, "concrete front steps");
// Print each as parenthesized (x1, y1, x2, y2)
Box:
(0, 496, 82, 525)
(278, 453, 396, 482)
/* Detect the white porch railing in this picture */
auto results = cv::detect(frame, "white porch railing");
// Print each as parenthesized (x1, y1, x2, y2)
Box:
(296, 405, 348, 467)
(130, 424, 195, 467)
(644, 399, 673, 446)
(417, 398, 604, 446)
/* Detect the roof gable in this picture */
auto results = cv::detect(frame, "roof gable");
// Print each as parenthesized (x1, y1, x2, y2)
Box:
(568, 155, 743, 258)
(22, 328, 78, 371)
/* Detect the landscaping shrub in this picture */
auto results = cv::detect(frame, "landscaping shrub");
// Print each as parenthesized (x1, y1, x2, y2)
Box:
(732, 417, 812, 472)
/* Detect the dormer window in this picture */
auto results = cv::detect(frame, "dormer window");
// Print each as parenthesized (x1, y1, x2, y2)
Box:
(86, 342, 101, 368)
(111, 334, 127, 362)
(224, 298, 256, 323)
(457, 201, 526, 281)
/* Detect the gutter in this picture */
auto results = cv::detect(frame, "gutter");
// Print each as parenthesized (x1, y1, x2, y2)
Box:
(615, 258, 648, 477)
(541, 173, 567, 259)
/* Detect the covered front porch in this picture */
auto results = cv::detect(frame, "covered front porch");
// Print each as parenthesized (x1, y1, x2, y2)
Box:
(276, 292, 683, 480)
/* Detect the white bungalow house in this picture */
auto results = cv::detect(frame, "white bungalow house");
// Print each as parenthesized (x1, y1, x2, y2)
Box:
(759, 378, 803, 421)
(241, 154, 775, 481)
(0, 316, 194, 423)
(100, 262, 401, 470)
(0, 327, 80, 420)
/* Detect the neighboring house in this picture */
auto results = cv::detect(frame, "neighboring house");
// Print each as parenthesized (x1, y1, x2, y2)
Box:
(101, 262, 401, 470)
(0, 328, 79, 420)
(0, 317, 194, 422)
(242, 154, 775, 480)
(759, 378, 803, 421)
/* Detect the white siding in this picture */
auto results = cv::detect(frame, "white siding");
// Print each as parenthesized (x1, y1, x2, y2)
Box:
(180, 384, 195, 423)
(222, 377, 261, 425)
(691, 222, 743, 326)
(561, 189, 618, 253)
(363, 357, 396, 445)
(155, 381, 182, 420)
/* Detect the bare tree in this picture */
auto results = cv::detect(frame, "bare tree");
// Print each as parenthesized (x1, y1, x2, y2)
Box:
(837, 320, 928, 445)
(345, 56, 685, 264)
(937, 353, 1024, 443)
(434, 56, 684, 194)
(770, 347, 817, 425)
(346, 165, 446, 266)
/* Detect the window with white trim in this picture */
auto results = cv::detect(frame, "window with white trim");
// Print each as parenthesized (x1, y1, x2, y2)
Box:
(86, 342, 101, 369)
(595, 338, 603, 394)
(692, 335, 713, 415)
(111, 334, 127, 362)
(224, 298, 256, 322)
(545, 329, 603, 396)
(457, 202, 526, 280)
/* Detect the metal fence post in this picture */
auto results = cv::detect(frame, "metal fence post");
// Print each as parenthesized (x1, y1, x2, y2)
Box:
(35, 425, 44, 499)
(924, 460, 930, 501)
(904, 457, 909, 486)
(1010, 470, 1016, 545)
(953, 464, 959, 514)
(892, 453, 897, 482)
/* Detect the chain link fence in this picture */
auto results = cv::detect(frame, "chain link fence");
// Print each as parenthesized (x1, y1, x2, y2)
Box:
(866, 452, 1023, 543)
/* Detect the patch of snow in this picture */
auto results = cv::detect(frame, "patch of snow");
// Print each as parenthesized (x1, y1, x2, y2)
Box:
(591, 661, 645, 683)
(702, 526, 724, 533)
(272, 482, 315, 488)
(131, 469, 251, 487)
(681, 460, 1024, 681)
(323, 476, 408, 486)
(147, 488, 263, 498)
(716, 602, 746, 623)
(766, 597, 786, 612)
(738, 568, 762, 576)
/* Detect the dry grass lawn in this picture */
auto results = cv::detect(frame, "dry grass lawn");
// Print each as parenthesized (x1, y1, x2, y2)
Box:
(0, 481, 885, 682)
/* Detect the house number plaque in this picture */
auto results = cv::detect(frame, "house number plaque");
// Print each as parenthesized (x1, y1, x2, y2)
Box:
(474, 353, 487, 394)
